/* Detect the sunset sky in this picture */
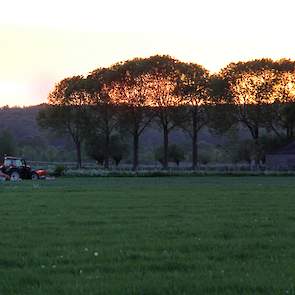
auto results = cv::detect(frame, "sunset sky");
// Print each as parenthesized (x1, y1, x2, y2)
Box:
(1, 0, 295, 107)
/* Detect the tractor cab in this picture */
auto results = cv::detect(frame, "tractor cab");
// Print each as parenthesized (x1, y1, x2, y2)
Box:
(3, 157, 28, 168)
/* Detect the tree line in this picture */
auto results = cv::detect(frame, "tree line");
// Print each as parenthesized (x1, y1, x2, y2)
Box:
(37, 55, 295, 170)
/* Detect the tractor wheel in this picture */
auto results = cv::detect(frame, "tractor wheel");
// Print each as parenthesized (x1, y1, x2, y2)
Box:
(31, 173, 39, 180)
(10, 171, 20, 181)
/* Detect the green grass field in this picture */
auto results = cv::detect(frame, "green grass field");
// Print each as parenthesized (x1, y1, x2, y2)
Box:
(1, 177, 295, 294)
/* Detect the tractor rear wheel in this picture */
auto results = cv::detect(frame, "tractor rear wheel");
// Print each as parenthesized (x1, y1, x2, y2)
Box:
(10, 171, 20, 181)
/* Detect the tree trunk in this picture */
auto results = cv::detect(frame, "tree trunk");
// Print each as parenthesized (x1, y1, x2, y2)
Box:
(287, 126, 291, 139)
(163, 125, 169, 169)
(253, 127, 260, 168)
(132, 132, 139, 171)
(192, 108, 198, 170)
(104, 132, 110, 169)
(287, 125, 294, 139)
(103, 106, 111, 169)
(76, 141, 82, 169)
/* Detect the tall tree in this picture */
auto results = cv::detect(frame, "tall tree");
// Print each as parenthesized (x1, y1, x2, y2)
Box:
(105, 55, 184, 170)
(86, 68, 119, 169)
(174, 62, 211, 169)
(37, 76, 89, 168)
(219, 59, 279, 165)
(109, 59, 155, 171)
(138, 55, 184, 169)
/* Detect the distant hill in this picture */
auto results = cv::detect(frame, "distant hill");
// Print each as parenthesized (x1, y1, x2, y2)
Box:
(0, 104, 73, 147)
(0, 104, 46, 140)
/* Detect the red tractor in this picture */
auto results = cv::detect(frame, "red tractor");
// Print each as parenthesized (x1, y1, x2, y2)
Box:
(0, 156, 47, 181)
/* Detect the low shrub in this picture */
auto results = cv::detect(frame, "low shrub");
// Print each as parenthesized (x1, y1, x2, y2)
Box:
(53, 165, 66, 177)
